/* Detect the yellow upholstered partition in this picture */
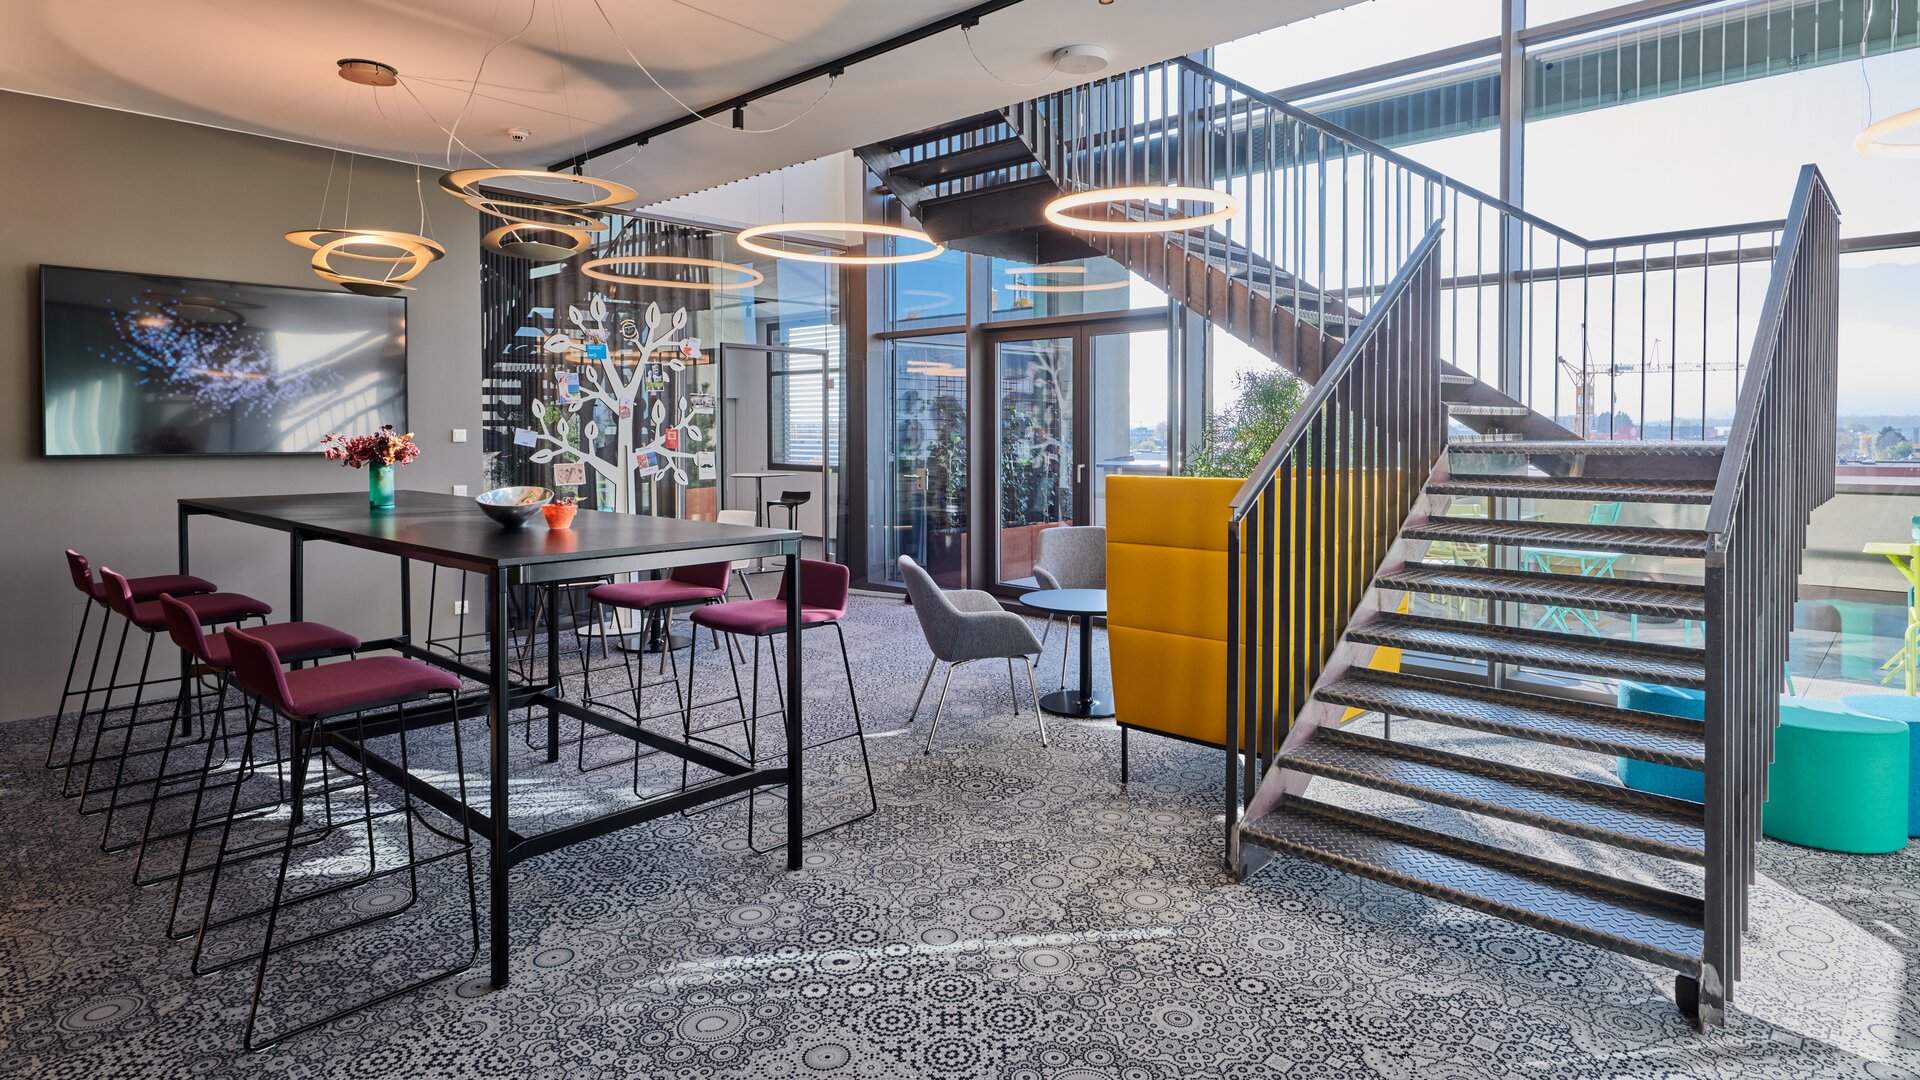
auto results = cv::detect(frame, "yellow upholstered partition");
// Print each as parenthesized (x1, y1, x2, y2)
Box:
(1105, 475, 1404, 749)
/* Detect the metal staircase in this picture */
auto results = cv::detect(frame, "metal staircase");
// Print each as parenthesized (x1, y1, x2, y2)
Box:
(861, 57, 1840, 1030)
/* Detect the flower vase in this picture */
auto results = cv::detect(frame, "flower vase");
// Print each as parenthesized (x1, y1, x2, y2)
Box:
(369, 463, 396, 509)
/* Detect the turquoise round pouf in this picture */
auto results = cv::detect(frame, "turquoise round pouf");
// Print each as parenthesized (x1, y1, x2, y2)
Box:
(1616, 681, 1706, 802)
(1838, 693, 1920, 837)
(1763, 700, 1909, 854)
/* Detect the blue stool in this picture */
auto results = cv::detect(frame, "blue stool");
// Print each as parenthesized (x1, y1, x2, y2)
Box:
(1616, 681, 1706, 802)
(1838, 693, 1920, 837)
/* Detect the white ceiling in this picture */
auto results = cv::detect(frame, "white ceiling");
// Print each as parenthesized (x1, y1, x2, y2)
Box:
(0, 0, 1352, 205)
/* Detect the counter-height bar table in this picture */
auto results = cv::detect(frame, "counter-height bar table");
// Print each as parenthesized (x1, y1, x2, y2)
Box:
(178, 492, 804, 989)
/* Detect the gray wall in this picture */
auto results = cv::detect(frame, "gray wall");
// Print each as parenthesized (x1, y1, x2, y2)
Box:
(0, 92, 482, 722)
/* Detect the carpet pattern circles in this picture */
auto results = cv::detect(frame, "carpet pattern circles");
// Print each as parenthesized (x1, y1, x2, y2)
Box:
(1, 593, 1918, 1078)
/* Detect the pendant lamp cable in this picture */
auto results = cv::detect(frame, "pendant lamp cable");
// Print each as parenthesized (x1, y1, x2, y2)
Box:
(961, 24, 1063, 87)
(590, 0, 837, 135)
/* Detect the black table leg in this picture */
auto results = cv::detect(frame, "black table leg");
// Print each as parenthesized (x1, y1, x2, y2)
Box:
(488, 570, 512, 988)
(289, 533, 305, 623)
(177, 506, 191, 575)
(1038, 611, 1114, 719)
(785, 550, 802, 871)
(545, 582, 560, 763)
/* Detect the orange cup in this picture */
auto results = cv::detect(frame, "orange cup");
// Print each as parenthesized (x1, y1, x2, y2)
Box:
(543, 501, 577, 529)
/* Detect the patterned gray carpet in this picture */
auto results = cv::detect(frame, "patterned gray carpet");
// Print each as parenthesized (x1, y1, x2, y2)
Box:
(2, 593, 1918, 1078)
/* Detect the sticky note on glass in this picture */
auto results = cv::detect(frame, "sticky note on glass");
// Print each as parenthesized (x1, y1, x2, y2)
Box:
(585, 343, 609, 360)
(513, 428, 538, 447)
(553, 462, 586, 485)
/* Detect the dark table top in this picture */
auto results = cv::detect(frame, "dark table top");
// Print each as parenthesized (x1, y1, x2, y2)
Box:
(1021, 588, 1107, 617)
(181, 491, 800, 573)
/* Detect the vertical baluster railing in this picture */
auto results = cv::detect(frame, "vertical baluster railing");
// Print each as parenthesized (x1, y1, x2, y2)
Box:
(1698, 164, 1838, 1026)
(1224, 224, 1446, 863)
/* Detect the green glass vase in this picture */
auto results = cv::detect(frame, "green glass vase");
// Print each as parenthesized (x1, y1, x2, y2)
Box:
(369, 463, 396, 509)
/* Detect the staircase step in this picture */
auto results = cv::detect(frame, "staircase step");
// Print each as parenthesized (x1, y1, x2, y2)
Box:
(1316, 669, 1707, 768)
(890, 137, 1036, 185)
(1445, 403, 1532, 418)
(1284, 729, 1706, 862)
(1404, 517, 1710, 558)
(1239, 797, 1705, 972)
(1441, 373, 1479, 386)
(1345, 613, 1708, 687)
(1449, 439, 1726, 457)
(1378, 563, 1705, 620)
(1430, 475, 1715, 505)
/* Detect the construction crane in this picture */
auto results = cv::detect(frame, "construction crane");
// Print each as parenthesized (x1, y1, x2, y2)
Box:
(1556, 323, 1741, 440)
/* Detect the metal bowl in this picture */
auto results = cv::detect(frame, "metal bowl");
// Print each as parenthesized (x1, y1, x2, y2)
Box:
(475, 486, 553, 529)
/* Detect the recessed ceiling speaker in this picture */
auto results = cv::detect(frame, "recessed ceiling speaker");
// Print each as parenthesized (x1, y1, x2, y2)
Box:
(336, 58, 399, 86)
(1053, 44, 1110, 75)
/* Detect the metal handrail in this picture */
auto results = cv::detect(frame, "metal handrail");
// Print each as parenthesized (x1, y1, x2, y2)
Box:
(1228, 223, 1447, 522)
(1702, 164, 1837, 545)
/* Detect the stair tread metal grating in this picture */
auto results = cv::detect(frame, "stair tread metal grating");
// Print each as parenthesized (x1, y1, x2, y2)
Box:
(1287, 729, 1706, 862)
(1345, 613, 1708, 687)
(1316, 668, 1707, 767)
(1404, 517, 1711, 558)
(1448, 439, 1727, 456)
(1377, 563, 1705, 619)
(1445, 403, 1533, 417)
(1239, 797, 1705, 971)
(1430, 475, 1716, 505)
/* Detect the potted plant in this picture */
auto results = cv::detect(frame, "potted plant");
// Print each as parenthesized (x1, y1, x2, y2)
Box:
(544, 486, 580, 529)
(322, 425, 420, 509)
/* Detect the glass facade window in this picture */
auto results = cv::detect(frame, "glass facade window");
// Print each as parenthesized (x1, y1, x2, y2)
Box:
(1214, 3, 1501, 91)
(984, 255, 1133, 321)
(883, 335, 970, 586)
(890, 245, 968, 325)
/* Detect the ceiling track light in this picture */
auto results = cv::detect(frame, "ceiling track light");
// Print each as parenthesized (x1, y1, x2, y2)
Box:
(734, 222, 946, 266)
(1043, 185, 1241, 235)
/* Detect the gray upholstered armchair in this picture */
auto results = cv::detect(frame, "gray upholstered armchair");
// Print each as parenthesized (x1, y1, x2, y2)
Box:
(1032, 525, 1106, 689)
(897, 556, 1045, 754)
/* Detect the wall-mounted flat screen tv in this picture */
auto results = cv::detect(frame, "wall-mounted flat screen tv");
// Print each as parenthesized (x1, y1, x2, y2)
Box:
(40, 265, 407, 456)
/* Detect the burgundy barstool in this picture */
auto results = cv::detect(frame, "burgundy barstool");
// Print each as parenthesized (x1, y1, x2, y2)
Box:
(572, 563, 732, 781)
(72, 567, 270, 812)
(202, 626, 476, 1052)
(52, 550, 215, 776)
(682, 559, 875, 849)
(130, 594, 359, 933)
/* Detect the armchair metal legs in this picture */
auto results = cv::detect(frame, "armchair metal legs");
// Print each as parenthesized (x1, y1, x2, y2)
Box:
(916, 656, 1044, 755)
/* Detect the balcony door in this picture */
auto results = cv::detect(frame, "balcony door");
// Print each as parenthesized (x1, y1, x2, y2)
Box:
(987, 315, 1172, 588)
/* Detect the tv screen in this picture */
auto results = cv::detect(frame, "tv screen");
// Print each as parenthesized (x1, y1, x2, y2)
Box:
(40, 266, 407, 456)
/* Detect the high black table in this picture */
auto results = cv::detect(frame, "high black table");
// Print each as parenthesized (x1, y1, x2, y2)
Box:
(178, 491, 804, 989)
(1021, 588, 1113, 719)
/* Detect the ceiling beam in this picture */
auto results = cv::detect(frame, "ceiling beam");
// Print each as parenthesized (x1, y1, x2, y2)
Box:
(551, 0, 1033, 172)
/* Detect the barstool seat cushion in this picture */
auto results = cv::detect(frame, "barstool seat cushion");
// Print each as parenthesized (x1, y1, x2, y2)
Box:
(131, 591, 272, 631)
(588, 578, 726, 611)
(202, 622, 361, 669)
(97, 573, 218, 604)
(281, 656, 460, 718)
(690, 598, 841, 637)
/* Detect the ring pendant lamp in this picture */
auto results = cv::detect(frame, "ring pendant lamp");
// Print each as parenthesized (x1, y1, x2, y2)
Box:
(734, 221, 946, 266)
(580, 255, 766, 291)
(1043, 185, 1241, 235)
(1856, 106, 1920, 158)
(288, 59, 443, 294)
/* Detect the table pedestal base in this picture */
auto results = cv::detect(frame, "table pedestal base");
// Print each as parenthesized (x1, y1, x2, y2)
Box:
(1040, 689, 1113, 719)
